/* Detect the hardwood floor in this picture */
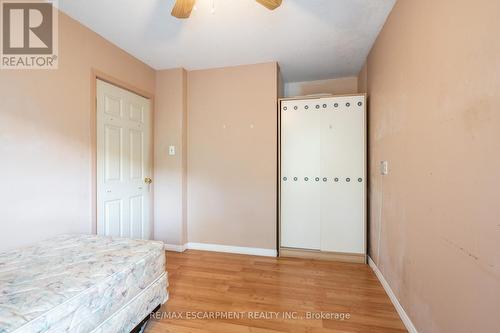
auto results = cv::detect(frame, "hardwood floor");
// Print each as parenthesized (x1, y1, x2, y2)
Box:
(147, 250, 407, 333)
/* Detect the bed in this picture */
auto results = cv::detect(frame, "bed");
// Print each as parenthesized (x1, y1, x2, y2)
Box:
(0, 234, 168, 333)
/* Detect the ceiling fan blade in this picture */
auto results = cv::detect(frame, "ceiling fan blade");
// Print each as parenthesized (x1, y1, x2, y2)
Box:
(171, 0, 196, 19)
(256, 0, 282, 10)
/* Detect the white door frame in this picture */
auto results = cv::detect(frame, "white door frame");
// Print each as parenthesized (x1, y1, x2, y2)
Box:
(91, 69, 154, 237)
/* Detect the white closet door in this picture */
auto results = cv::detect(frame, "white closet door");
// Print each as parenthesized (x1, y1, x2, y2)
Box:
(320, 96, 366, 253)
(280, 100, 321, 250)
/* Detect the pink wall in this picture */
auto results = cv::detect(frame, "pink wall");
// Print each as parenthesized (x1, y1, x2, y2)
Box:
(187, 63, 278, 249)
(285, 77, 358, 97)
(0, 12, 155, 251)
(154, 69, 188, 246)
(154, 63, 279, 249)
(359, 0, 500, 331)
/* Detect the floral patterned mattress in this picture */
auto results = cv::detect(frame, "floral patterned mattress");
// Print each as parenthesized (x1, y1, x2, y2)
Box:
(0, 234, 168, 333)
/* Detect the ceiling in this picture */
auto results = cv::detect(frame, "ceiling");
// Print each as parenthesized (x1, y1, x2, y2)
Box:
(57, 0, 396, 83)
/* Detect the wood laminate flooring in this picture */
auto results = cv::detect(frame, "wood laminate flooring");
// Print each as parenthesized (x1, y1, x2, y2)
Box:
(147, 250, 407, 333)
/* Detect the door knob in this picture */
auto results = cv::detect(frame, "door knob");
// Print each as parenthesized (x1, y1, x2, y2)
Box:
(144, 177, 152, 184)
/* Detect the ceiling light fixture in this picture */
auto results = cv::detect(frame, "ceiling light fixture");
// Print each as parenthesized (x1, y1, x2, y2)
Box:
(171, 0, 282, 19)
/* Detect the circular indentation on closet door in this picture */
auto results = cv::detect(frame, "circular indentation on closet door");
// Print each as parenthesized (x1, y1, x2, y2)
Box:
(346, 103, 351, 107)
(304, 177, 309, 181)
(283, 106, 287, 111)
(334, 103, 339, 108)
(323, 177, 328, 182)
(357, 102, 363, 107)
(283, 177, 287, 181)
(358, 178, 363, 182)
(334, 178, 339, 182)
(323, 104, 327, 108)
(315, 105, 320, 109)
(304, 105, 309, 110)
(294, 106, 298, 110)
(315, 177, 320, 181)
(293, 177, 298, 181)
(346, 178, 351, 182)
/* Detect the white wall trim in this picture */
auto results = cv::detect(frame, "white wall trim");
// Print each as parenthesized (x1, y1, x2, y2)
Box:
(164, 242, 277, 257)
(164, 243, 186, 253)
(170, 242, 277, 257)
(368, 257, 418, 333)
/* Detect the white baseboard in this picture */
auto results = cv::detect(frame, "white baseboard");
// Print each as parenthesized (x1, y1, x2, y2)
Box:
(187, 242, 277, 257)
(165, 242, 277, 257)
(368, 257, 418, 333)
(164, 243, 186, 253)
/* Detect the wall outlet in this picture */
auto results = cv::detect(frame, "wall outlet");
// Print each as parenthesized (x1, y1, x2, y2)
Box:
(380, 161, 389, 175)
(168, 145, 176, 156)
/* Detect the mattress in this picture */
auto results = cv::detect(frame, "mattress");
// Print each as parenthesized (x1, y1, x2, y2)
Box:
(0, 234, 168, 333)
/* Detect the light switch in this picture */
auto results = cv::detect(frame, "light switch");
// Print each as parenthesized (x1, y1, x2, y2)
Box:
(168, 145, 176, 156)
(380, 161, 389, 175)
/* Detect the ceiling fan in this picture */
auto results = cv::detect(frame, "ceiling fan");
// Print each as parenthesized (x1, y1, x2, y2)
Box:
(171, 0, 282, 19)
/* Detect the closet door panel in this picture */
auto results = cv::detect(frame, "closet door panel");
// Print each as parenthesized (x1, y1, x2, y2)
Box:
(320, 96, 366, 253)
(321, 96, 365, 176)
(281, 180, 321, 250)
(321, 180, 365, 253)
(280, 100, 321, 250)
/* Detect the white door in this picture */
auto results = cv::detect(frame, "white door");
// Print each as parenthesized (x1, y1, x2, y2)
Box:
(96, 79, 153, 239)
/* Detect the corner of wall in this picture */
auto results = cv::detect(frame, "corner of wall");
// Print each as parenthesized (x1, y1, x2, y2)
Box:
(181, 68, 188, 246)
(153, 67, 189, 246)
(277, 63, 285, 99)
(357, 62, 368, 94)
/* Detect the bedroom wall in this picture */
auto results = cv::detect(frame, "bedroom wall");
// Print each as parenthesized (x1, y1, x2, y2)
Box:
(0, 11, 155, 251)
(154, 69, 188, 247)
(359, 0, 500, 332)
(284, 77, 358, 97)
(357, 64, 367, 94)
(187, 62, 278, 250)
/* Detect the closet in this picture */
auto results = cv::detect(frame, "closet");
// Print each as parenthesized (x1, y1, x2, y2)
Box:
(279, 95, 366, 263)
